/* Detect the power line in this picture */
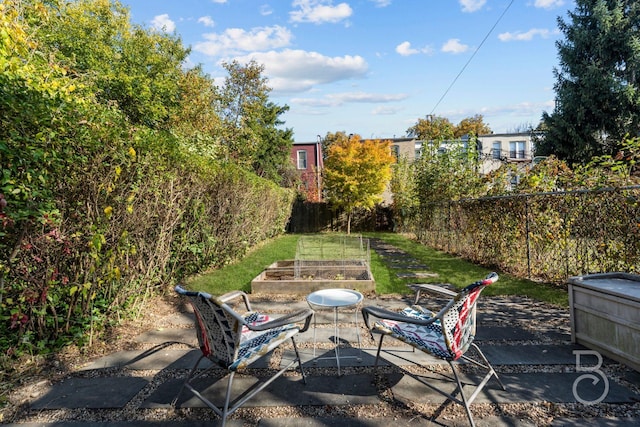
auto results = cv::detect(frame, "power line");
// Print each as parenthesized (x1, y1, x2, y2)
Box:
(430, 0, 515, 115)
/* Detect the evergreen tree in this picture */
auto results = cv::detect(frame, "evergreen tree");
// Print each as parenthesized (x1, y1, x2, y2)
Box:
(539, 0, 640, 164)
(249, 102, 295, 185)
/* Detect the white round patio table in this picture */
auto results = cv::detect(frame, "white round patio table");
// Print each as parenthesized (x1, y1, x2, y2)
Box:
(306, 288, 363, 376)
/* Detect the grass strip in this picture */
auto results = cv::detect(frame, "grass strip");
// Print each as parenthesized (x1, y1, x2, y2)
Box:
(187, 232, 568, 306)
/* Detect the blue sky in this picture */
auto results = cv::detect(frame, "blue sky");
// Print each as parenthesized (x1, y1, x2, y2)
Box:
(121, 0, 573, 141)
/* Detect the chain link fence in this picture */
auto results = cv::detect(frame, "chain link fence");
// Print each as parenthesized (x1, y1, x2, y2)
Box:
(408, 186, 640, 283)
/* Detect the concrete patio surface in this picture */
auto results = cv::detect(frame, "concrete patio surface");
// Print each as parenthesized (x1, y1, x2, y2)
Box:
(6, 291, 639, 427)
(4, 239, 640, 426)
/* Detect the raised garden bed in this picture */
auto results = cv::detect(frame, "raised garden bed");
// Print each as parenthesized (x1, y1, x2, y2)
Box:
(251, 260, 375, 294)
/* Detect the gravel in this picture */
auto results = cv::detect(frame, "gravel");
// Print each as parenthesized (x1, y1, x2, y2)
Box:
(2, 293, 639, 426)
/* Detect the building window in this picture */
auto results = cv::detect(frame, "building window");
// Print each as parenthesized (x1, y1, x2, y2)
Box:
(297, 150, 307, 169)
(492, 141, 502, 160)
(509, 141, 526, 159)
(391, 145, 400, 160)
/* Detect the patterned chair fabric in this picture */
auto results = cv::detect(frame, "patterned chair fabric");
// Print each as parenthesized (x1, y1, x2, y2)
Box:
(361, 273, 505, 427)
(371, 280, 484, 361)
(188, 292, 301, 371)
(174, 286, 314, 427)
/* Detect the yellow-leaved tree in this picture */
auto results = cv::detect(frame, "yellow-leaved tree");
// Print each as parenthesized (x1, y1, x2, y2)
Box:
(323, 134, 396, 234)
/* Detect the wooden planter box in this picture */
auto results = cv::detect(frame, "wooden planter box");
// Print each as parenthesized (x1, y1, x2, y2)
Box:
(568, 272, 640, 372)
(251, 260, 375, 295)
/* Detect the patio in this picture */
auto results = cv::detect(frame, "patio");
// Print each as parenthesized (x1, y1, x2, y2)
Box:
(10, 289, 640, 427)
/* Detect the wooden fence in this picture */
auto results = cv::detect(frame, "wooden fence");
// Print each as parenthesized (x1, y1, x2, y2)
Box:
(287, 201, 393, 233)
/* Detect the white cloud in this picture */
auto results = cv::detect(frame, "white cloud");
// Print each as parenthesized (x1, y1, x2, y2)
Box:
(441, 38, 469, 54)
(498, 28, 558, 42)
(234, 49, 368, 93)
(534, 0, 564, 9)
(292, 91, 406, 107)
(194, 25, 292, 56)
(459, 0, 486, 13)
(198, 16, 215, 27)
(290, 0, 353, 24)
(370, 0, 392, 6)
(396, 42, 416, 56)
(372, 106, 402, 115)
(211, 0, 227, 3)
(328, 92, 408, 103)
(395, 41, 433, 56)
(151, 14, 176, 32)
(260, 5, 274, 15)
(292, 97, 336, 107)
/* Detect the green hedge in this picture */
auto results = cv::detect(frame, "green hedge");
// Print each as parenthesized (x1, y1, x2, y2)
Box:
(0, 0, 295, 360)
(0, 94, 294, 359)
(1, 118, 294, 356)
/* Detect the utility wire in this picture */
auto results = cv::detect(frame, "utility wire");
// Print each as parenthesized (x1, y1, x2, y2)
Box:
(430, 0, 515, 115)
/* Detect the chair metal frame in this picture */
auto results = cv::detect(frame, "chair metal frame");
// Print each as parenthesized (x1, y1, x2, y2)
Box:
(361, 273, 505, 427)
(174, 286, 314, 427)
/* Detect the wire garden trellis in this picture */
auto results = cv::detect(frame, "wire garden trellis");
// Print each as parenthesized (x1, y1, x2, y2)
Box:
(294, 234, 371, 281)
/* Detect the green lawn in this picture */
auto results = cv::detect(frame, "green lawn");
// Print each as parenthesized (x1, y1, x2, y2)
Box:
(366, 232, 568, 305)
(186, 232, 569, 306)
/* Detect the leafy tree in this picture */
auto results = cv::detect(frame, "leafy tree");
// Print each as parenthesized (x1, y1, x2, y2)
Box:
(218, 60, 271, 164)
(214, 59, 294, 181)
(110, 26, 188, 127)
(407, 114, 492, 140)
(169, 66, 223, 158)
(571, 136, 640, 188)
(540, 0, 640, 164)
(1, 0, 298, 360)
(320, 131, 350, 161)
(407, 115, 455, 141)
(389, 156, 419, 231)
(413, 138, 484, 205)
(36, 0, 189, 128)
(515, 156, 574, 193)
(454, 114, 492, 138)
(323, 135, 395, 234)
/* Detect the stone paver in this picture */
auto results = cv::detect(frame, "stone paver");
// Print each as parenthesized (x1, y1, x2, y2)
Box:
(389, 371, 637, 405)
(257, 416, 537, 427)
(143, 374, 379, 409)
(551, 418, 640, 426)
(5, 422, 238, 427)
(475, 325, 538, 341)
(83, 348, 212, 371)
(481, 343, 586, 365)
(389, 263, 431, 270)
(134, 328, 197, 345)
(30, 377, 150, 409)
(7, 239, 640, 426)
(396, 272, 440, 279)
